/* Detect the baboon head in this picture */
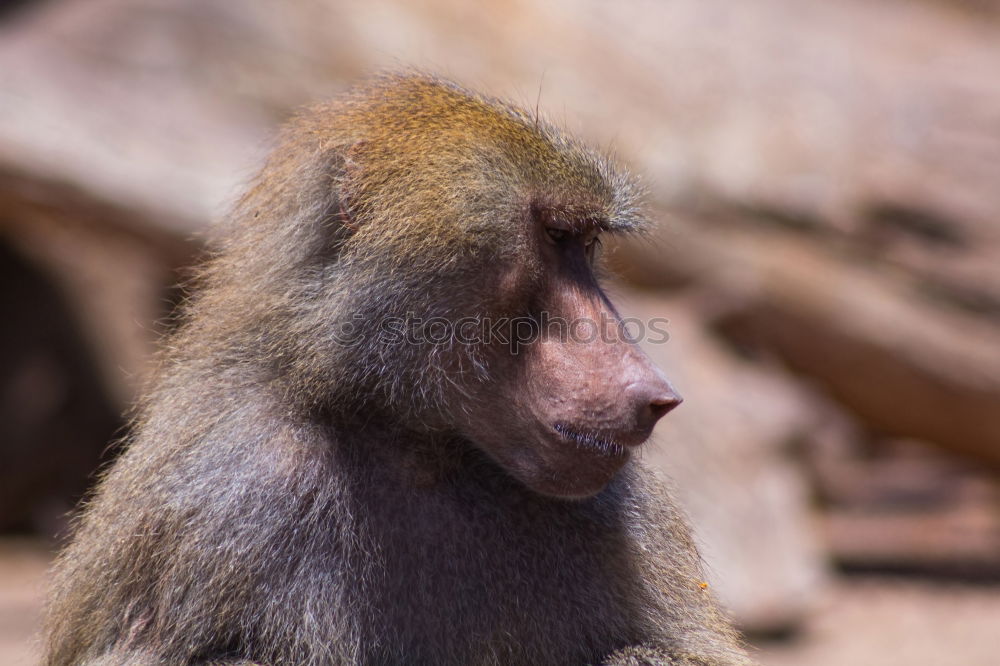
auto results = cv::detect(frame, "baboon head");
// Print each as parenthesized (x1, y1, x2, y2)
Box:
(232, 75, 680, 499)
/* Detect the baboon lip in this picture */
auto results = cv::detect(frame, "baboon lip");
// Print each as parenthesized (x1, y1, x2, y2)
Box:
(552, 423, 632, 458)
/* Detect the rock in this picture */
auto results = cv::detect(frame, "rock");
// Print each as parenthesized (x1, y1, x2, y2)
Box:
(614, 214, 1000, 468)
(810, 437, 1000, 577)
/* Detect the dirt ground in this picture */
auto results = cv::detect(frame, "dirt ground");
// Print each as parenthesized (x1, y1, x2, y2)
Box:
(3, 538, 999, 666)
(754, 577, 1000, 666)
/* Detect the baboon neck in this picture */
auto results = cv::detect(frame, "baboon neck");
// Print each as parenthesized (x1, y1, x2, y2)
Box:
(320, 405, 469, 488)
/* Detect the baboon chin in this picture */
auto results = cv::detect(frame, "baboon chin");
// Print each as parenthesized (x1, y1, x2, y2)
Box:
(44, 73, 752, 666)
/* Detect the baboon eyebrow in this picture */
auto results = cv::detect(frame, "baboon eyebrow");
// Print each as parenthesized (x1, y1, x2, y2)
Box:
(532, 204, 611, 233)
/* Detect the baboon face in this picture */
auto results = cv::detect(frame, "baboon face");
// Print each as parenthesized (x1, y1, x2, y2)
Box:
(452, 203, 681, 500)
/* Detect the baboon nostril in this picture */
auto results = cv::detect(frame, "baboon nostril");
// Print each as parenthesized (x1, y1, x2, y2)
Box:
(648, 393, 683, 421)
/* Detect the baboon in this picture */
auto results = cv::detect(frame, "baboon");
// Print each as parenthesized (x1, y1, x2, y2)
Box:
(44, 73, 752, 666)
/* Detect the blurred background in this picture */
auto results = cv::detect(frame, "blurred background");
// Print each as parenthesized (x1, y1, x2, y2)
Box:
(1, 0, 999, 663)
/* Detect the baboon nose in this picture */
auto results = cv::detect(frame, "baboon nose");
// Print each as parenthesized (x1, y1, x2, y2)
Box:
(636, 386, 683, 430)
(648, 392, 682, 420)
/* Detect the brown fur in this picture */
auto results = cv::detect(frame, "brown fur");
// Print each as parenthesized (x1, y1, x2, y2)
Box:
(43, 73, 752, 665)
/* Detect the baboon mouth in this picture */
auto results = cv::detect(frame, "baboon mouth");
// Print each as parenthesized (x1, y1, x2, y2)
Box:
(552, 423, 630, 458)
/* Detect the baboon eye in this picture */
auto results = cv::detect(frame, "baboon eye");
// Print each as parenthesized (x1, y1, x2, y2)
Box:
(545, 227, 570, 243)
